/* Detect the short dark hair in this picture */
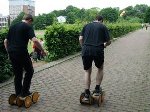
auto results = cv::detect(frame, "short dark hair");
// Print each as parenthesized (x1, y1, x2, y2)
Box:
(23, 14, 34, 22)
(96, 15, 103, 21)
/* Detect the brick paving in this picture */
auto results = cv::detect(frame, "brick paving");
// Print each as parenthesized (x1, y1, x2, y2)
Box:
(0, 29, 150, 112)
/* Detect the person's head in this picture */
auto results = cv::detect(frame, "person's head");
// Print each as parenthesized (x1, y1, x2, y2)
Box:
(95, 15, 103, 23)
(23, 14, 34, 24)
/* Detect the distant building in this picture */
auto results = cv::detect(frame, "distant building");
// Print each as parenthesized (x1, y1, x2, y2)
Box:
(120, 11, 126, 17)
(9, 0, 35, 21)
(0, 14, 8, 28)
(57, 16, 66, 23)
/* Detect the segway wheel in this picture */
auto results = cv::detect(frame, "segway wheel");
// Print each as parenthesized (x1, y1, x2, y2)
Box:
(97, 95, 102, 107)
(101, 91, 105, 102)
(32, 92, 40, 103)
(89, 95, 94, 105)
(16, 97, 24, 107)
(24, 96, 32, 108)
(80, 93, 85, 104)
(8, 94, 16, 105)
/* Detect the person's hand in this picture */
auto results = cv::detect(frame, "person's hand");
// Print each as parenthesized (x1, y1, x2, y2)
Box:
(104, 41, 111, 48)
(104, 43, 107, 48)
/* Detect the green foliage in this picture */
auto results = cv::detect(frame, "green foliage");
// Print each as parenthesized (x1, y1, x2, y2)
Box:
(0, 29, 13, 83)
(11, 12, 25, 26)
(126, 17, 143, 23)
(84, 8, 99, 22)
(52, 10, 66, 17)
(34, 13, 57, 30)
(122, 4, 149, 22)
(44, 22, 140, 61)
(66, 12, 76, 24)
(144, 7, 150, 23)
(134, 4, 149, 19)
(99, 7, 119, 22)
(33, 4, 148, 29)
(123, 6, 135, 18)
(107, 22, 141, 39)
(44, 23, 82, 61)
(65, 5, 81, 24)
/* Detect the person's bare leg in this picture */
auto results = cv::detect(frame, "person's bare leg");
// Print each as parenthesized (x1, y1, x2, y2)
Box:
(94, 65, 104, 93)
(84, 67, 92, 100)
(96, 65, 103, 85)
(85, 67, 92, 90)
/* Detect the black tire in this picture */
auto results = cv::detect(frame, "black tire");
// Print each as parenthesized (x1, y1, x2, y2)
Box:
(16, 97, 24, 107)
(101, 91, 105, 102)
(89, 95, 94, 105)
(80, 93, 85, 104)
(32, 92, 40, 103)
(8, 94, 16, 105)
(24, 96, 32, 108)
(97, 95, 102, 107)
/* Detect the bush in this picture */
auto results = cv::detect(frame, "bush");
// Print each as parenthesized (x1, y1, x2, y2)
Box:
(44, 23, 82, 61)
(107, 22, 141, 39)
(44, 22, 141, 61)
(0, 29, 13, 83)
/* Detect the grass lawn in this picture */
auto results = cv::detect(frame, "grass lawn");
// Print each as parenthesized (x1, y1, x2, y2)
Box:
(35, 30, 45, 39)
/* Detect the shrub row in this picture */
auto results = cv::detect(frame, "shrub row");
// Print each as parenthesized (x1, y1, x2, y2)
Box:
(44, 24, 82, 61)
(44, 22, 141, 61)
(108, 22, 141, 39)
(0, 22, 141, 82)
(0, 29, 13, 83)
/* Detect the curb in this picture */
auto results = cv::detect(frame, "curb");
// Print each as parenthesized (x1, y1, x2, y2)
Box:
(0, 52, 81, 88)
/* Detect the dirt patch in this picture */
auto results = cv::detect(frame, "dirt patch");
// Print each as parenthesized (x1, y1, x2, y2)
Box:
(32, 61, 47, 68)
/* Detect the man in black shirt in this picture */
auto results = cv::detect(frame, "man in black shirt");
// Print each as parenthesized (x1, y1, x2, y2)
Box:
(4, 14, 46, 97)
(79, 15, 111, 101)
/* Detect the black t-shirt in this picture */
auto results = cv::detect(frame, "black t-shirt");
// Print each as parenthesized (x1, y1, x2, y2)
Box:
(6, 22, 35, 53)
(80, 22, 110, 56)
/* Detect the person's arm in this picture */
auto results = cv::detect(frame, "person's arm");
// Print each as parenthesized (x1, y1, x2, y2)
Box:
(79, 36, 83, 46)
(27, 25, 46, 55)
(4, 39, 8, 52)
(103, 25, 111, 48)
(79, 26, 86, 46)
(31, 37, 46, 55)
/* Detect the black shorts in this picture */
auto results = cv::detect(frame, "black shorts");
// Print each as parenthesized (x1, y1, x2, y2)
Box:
(82, 55, 104, 70)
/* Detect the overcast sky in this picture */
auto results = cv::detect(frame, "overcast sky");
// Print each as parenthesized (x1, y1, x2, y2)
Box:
(0, 0, 150, 16)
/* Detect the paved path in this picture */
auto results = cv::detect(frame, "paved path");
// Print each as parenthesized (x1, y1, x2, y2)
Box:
(0, 29, 150, 112)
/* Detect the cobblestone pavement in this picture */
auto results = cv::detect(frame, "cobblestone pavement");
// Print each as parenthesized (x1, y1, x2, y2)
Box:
(0, 29, 150, 112)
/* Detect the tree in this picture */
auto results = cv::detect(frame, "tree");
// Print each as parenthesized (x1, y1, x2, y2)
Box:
(65, 5, 80, 24)
(76, 8, 86, 22)
(84, 8, 99, 22)
(124, 6, 136, 17)
(66, 12, 76, 24)
(34, 13, 57, 30)
(65, 5, 80, 15)
(52, 10, 66, 17)
(99, 7, 119, 22)
(122, 4, 149, 22)
(11, 12, 25, 26)
(144, 7, 150, 23)
(134, 4, 149, 19)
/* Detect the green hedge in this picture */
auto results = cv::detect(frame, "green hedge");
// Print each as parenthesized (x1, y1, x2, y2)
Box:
(45, 22, 141, 61)
(0, 29, 13, 83)
(44, 24, 82, 61)
(108, 22, 141, 39)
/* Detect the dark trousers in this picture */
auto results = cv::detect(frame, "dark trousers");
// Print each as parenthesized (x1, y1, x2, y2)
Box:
(36, 51, 41, 60)
(9, 52, 34, 96)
